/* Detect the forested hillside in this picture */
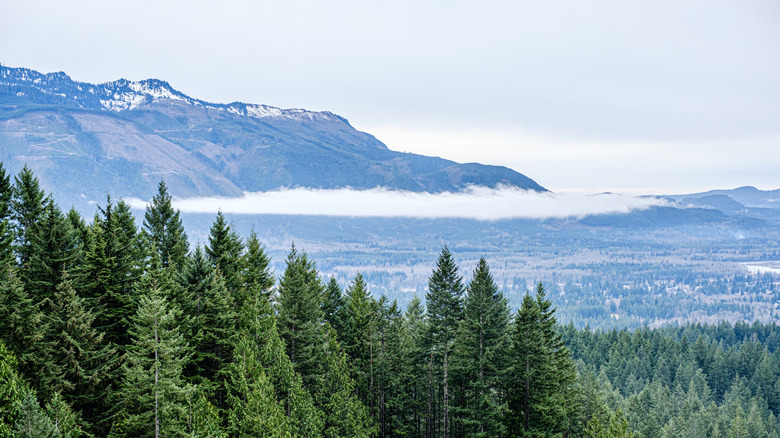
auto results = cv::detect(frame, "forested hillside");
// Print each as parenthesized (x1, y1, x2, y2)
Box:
(0, 162, 778, 437)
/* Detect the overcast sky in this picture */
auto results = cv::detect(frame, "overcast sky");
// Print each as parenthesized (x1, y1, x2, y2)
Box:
(2, 0, 778, 194)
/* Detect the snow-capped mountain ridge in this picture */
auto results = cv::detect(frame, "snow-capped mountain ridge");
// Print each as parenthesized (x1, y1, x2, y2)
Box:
(0, 65, 334, 122)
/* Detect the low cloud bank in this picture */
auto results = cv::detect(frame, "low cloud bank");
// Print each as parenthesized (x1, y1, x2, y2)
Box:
(127, 186, 669, 220)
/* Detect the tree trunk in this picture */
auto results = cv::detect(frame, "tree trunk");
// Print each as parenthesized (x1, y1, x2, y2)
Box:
(443, 348, 449, 438)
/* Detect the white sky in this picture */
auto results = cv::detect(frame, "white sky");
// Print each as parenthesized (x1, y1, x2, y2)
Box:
(2, 0, 779, 194)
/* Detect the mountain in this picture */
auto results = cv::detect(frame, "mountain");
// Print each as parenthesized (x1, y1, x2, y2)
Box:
(666, 186, 780, 210)
(0, 65, 545, 208)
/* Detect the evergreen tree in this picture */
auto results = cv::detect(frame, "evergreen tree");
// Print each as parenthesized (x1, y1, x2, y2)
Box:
(277, 244, 325, 391)
(454, 258, 510, 437)
(43, 277, 119, 434)
(225, 334, 291, 438)
(13, 388, 56, 438)
(11, 165, 47, 268)
(205, 211, 244, 299)
(250, 297, 324, 437)
(536, 283, 580, 435)
(318, 325, 376, 438)
(322, 277, 346, 338)
(425, 246, 464, 437)
(177, 245, 211, 347)
(143, 180, 188, 270)
(405, 295, 430, 438)
(187, 393, 226, 438)
(116, 270, 192, 437)
(0, 266, 46, 388)
(0, 341, 26, 438)
(46, 392, 85, 438)
(81, 197, 140, 348)
(506, 284, 578, 437)
(241, 229, 274, 308)
(343, 273, 378, 413)
(189, 269, 237, 404)
(24, 198, 77, 306)
(0, 163, 13, 266)
(375, 296, 413, 438)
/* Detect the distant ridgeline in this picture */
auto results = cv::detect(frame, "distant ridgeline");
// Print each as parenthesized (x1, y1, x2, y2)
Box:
(0, 64, 545, 211)
(1, 162, 779, 437)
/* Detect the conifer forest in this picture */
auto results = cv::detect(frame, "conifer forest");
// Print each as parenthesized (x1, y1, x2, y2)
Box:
(1, 162, 779, 438)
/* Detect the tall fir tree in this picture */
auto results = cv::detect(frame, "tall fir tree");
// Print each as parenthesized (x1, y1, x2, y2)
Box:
(225, 333, 291, 438)
(186, 393, 226, 438)
(11, 165, 46, 268)
(0, 341, 26, 438)
(343, 273, 379, 415)
(277, 244, 325, 391)
(240, 229, 274, 319)
(322, 277, 346, 338)
(205, 211, 244, 300)
(0, 163, 13, 266)
(24, 198, 78, 306)
(115, 266, 193, 438)
(189, 269, 237, 405)
(505, 284, 578, 437)
(250, 297, 324, 437)
(454, 258, 510, 437)
(405, 295, 430, 438)
(143, 180, 188, 270)
(0, 266, 46, 391)
(425, 246, 464, 438)
(318, 325, 376, 438)
(177, 245, 211, 347)
(506, 292, 545, 436)
(536, 283, 580, 435)
(375, 296, 413, 438)
(42, 277, 120, 435)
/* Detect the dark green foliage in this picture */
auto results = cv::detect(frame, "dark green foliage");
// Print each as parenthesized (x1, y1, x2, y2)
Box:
(116, 270, 192, 437)
(322, 277, 346, 337)
(189, 269, 237, 402)
(205, 211, 244, 299)
(425, 246, 464, 437)
(0, 266, 46, 388)
(11, 164, 47, 268)
(375, 296, 415, 437)
(45, 392, 86, 438)
(176, 245, 210, 345)
(225, 333, 291, 437)
(42, 277, 119, 434)
(249, 297, 324, 437)
(24, 198, 77, 305)
(403, 295, 430, 437)
(454, 258, 510, 437)
(241, 229, 274, 307)
(277, 244, 325, 391)
(0, 342, 25, 437)
(506, 284, 578, 437)
(13, 388, 56, 437)
(186, 393, 226, 438)
(0, 163, 12, 266)
(5, 172, 780, 437)
(343, 273, 378, 412)
(318, 325, 376, 438)
(81, 197, 140, 348)
(142, 180, 188, 270)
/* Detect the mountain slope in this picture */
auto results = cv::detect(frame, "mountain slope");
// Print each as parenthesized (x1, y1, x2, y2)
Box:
(0, 65, 545, 207)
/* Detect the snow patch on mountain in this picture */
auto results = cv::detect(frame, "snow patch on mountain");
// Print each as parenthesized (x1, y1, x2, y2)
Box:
(0, 65, 338, 123)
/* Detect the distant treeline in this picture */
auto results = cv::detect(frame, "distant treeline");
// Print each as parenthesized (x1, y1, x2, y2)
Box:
(0, 162, 778, 437)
